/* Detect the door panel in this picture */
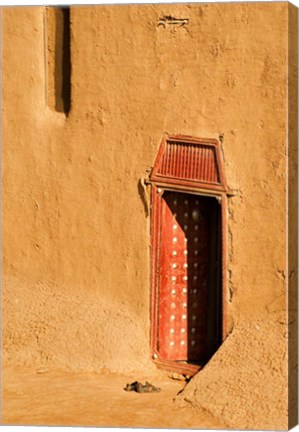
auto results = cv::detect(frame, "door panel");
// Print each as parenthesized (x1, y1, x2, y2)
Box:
(157, 191, 220, 363)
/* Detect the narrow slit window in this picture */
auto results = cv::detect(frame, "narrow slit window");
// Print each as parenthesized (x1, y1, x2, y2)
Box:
(45, 6, 71, 114)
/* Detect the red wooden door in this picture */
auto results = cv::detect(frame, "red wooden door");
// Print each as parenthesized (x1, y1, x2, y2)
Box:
(157, 192, 212, 362)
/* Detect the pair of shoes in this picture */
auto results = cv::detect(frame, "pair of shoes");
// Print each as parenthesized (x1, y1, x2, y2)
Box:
(124, 381, 138, 391)
(124, 381, 161, 393)
(137, 381, 161, 393)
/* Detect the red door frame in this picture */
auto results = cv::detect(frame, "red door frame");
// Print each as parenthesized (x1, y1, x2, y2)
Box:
(149, 135, 230, 376)
(150, 184, 228, 376)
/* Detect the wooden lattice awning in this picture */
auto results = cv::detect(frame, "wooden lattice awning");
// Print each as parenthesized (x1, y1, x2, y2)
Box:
(150, 135, 226, 192)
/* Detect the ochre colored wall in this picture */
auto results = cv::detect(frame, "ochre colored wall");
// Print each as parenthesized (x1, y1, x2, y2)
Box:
(2, 3, 296, 428)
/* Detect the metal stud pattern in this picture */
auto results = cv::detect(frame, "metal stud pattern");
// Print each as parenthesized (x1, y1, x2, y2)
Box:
(158, 191, 210, 361)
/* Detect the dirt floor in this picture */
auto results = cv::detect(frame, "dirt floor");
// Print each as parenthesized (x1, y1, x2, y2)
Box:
(2, 366, 227, 428)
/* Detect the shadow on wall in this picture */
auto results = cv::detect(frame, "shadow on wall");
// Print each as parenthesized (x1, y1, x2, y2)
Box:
(137, 178, 151, 217)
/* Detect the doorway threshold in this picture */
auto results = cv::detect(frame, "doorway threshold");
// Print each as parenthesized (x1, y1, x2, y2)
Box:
(153, 358, 202, 377)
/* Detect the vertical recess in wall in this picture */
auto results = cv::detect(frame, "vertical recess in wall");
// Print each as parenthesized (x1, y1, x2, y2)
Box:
(46, 6, 71, 114)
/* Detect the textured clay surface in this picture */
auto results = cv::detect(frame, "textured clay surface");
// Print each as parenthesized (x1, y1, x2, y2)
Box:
(2, 2, 297, 429)
(2, 366, 227, 428)
(176, 319, 288, 429)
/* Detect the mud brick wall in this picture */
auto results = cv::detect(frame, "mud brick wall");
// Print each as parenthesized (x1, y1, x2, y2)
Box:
(2, 3, 297, 428)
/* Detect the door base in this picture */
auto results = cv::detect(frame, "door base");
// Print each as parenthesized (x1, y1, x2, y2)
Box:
(153, 357, 202, 377)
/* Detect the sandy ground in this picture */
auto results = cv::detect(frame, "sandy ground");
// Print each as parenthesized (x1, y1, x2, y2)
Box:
(2, 366, 227, 428)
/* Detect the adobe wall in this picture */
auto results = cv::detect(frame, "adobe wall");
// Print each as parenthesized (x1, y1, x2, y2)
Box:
(2, 3, 296, 428)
